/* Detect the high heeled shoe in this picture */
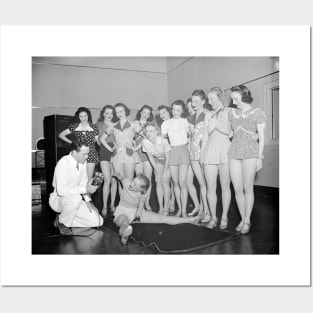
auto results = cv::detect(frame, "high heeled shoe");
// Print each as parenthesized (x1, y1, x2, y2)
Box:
(219, 218, 228, 230)
(201, 212, 211, 223)
(188, 206, 201, 217)
(207, 217, 218, 229)
(240, 222, 251, 235)
(236, 220, 244, 232)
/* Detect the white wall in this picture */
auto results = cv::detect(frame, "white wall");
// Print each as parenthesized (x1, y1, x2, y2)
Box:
(32, 58, 168, 155)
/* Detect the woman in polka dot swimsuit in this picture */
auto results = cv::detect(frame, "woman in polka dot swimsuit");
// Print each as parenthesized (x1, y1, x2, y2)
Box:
(229, 85, 266, 235)
(59, 107, 99, 181)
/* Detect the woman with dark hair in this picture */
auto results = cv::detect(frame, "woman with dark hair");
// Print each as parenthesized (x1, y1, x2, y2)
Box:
(98, 105, 118, 217)
(142, 122, 171, 214)
(188, 90, 210, 222)
(59, 107, 99, 180)
(229, 85, 266, 234)
(133, 105, 154, 211)
(185, 98, 202, 216)
(161, 100, 190, 217)
(200, 87, 232, 229)
(157, 105, 175, 213)
(101, 103, 138, 181)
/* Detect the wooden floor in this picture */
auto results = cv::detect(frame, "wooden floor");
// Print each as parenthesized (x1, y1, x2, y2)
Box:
(32, 183, 279, 255)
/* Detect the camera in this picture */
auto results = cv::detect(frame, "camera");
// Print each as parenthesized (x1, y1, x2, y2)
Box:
(91, 172, 104, 186)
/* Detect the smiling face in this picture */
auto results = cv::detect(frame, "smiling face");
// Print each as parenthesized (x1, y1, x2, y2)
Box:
(208, 92, 222, 111)
(72, 145, 90, 164)
(191, 95, 204, 111)
(128, 177, 143, 192)
(231, 91, 243, 108)
(103, 108, 113, 121)
(172, 104, 183, 119)
(187, 101, 195, 115)
(140, 108, 151, 122)
(145, 125, 158, 141)
(159, 108, 170, 121)
(115, 106, 126, 120)
(79, 111, 89, 124)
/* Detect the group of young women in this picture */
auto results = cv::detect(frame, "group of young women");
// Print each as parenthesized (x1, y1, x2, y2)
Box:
(59, 84, 266, 235)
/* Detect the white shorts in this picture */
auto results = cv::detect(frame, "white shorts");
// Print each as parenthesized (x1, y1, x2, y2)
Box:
(113, 205, 137, 224)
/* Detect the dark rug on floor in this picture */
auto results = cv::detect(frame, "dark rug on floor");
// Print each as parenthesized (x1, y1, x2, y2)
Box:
(99, 217, 240, 254)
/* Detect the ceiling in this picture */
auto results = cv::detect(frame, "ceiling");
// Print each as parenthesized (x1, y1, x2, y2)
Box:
(32, 57, 192, 74)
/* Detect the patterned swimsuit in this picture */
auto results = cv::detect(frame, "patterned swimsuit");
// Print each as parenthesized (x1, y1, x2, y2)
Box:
(189, 111, 207, 161)
(68, 123, 99, 163)
(228, 108, 266, 159)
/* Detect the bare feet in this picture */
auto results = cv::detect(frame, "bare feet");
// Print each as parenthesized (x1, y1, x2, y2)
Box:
(121, 225, 133, 245)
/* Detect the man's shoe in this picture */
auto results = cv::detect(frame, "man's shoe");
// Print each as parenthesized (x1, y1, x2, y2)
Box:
(54, 216, 72, 235)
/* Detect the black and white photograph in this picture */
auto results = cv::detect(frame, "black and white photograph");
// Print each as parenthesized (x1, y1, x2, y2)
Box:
(0, 25, 310, 287)
(31, 56, 279, 255)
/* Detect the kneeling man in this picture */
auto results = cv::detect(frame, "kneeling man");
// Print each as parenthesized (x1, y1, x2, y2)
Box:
(49, 139, 103, 235)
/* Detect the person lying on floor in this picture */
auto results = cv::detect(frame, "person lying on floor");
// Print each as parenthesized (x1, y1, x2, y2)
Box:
(112, 173, 201, 245)
(49, 139, 103, 235)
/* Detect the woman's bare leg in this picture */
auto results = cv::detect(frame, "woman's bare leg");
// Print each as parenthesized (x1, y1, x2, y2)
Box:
(178, 164, 189, 217)
(143, 161, 153, 211)
(191, 161, 209, 216)
(135, 161, 144, 175)
(124, 162, 135, 180)
(229, 159, 245, 230)
(187, 165, 201, 215)
(162, 167, 171, 215)
(100, 160, 111, 216)
(218, 163, 231, 223)
(204, 164, 218, 220)
(86, 162, 96, 181)
(169, 166, 182, 216)
(242, 158, 257, 229)
(155, 163, 165, 213)
(110, 164, 117, 212)
(113, 163, 125, 195)
(169, 180, 175, 213)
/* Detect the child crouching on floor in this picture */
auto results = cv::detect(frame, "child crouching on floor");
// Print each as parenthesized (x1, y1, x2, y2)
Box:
(113, 173, 150, 244)
(113, 173, 201, 245)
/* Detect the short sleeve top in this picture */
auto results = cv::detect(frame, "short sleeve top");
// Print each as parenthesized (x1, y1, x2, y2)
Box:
(161, 118, 189, 146)
(229, 108, 266, 133)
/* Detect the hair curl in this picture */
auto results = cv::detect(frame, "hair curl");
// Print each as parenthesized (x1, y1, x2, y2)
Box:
(98, 105, 115, 122)
(74, 107, 93, 124)
(135, 105, 154, 122)
(230, 85, 253, 104)
(171, 100, 187, 118)
(114, 102, 131, 117)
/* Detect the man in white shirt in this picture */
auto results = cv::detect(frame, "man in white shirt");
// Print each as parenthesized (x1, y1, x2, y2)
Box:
(49, 140, 103, 235)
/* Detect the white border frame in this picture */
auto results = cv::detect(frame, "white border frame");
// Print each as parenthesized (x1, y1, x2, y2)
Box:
(0, 26, 310, 286)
